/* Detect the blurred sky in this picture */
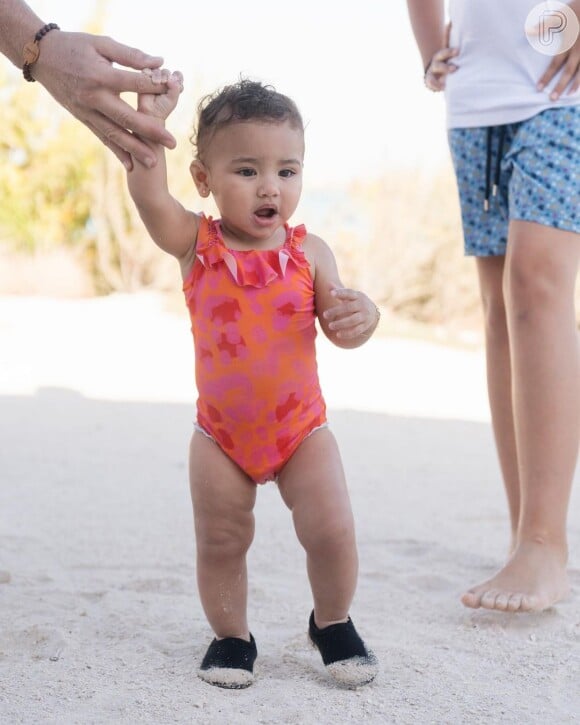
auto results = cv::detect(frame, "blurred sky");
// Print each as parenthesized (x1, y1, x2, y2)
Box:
(27, 0, 451, 186)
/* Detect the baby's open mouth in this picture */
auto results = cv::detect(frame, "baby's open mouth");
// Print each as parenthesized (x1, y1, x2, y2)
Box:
(255, 207, 277, 218)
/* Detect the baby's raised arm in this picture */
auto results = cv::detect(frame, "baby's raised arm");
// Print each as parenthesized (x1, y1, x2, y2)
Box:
(126, 69, 199, 262)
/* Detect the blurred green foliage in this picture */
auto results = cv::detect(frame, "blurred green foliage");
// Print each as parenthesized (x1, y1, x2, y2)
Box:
(0, 72, 95, 253)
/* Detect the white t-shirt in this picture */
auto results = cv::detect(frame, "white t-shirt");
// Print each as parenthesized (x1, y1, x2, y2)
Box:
(446, 0, 580, 128)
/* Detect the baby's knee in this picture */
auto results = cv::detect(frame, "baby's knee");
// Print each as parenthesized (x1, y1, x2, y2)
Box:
(302, 516, 355, 556)
(196, 518, 254, 560)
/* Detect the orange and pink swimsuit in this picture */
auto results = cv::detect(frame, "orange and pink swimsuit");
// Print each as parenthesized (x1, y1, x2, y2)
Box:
(183, 215, 327, 484)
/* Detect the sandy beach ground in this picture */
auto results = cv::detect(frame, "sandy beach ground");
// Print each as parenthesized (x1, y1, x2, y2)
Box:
(0, 293, 579, 724)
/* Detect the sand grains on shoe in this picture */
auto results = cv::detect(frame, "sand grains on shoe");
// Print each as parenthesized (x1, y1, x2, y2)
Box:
(198, 634, 257, 689)
(308, 611, 378, 688)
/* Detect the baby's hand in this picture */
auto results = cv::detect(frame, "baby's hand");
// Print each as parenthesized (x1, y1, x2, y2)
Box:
(137, 68, 184, 120)
(323, 286, 380, 341)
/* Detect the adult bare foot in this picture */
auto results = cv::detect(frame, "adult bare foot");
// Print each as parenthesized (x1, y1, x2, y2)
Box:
(461, 539, 570, 612)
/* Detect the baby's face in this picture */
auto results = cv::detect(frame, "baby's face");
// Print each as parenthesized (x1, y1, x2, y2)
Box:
(192, 120, 304, 246)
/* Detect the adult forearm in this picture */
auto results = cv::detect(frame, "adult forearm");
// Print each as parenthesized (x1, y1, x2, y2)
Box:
(0, 0, 44, 67)
(406, 0, 446, 69)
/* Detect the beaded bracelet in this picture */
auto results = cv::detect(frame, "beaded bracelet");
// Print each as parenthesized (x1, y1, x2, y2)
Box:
(22, 23, 60, 82)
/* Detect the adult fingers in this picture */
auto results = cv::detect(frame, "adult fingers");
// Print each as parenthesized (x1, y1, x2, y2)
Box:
(147, 67, 172, 85)
(85, 118, 133, 170)
(549, 63, 577, 98)
(433, 47, 459, 63)
(426, 57, 457, 92)
(84, 109, 159, 168)
(104, 66, 172, 95)
(568, 71, 580, 94)
(94, 35, 164, 70)
(541, 46, 580, 98)
(91, 93, 176, 149)
(430, 59, 458, 76)
(537, 55, 565, 90)
(426, 78, 446, 92)
(445, 21, 453, 48)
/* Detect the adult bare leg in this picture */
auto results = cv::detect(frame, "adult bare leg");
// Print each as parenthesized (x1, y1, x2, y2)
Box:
(474, 256, 521, 549)
(462, 221, 579, 612)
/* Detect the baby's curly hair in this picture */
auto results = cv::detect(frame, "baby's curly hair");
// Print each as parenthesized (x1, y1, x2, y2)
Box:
(191, 79, 304, 159)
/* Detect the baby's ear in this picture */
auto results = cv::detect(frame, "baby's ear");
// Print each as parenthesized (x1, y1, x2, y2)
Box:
(190, 160, 210, 197)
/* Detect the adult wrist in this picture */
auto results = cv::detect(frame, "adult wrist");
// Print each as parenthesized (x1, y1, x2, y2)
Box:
(22, 23, 60, 82)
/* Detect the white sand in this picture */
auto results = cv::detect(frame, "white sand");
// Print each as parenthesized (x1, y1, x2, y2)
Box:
(0, 293, 578, 724)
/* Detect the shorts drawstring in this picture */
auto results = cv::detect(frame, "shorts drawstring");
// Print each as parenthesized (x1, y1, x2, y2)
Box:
(484, 125, 506, 212)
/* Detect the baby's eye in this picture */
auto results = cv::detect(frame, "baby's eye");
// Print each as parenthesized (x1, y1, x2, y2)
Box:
(237, 168, 256, 177)
(279, 169, 296, 178)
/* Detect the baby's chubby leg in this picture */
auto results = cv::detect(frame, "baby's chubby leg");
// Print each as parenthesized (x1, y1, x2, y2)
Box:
(189, 431, 257, 640)
(277, 427, 358, 626)
(278, 427, 377, 686)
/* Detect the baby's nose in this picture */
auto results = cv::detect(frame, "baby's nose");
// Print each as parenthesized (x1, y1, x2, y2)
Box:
(258, 177, 280, 196)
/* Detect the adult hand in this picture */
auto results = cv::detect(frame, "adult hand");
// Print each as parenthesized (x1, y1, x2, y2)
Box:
(424, 22, 458, 93)
(33, 31, 177, 169)
(536, 2, 580, 99)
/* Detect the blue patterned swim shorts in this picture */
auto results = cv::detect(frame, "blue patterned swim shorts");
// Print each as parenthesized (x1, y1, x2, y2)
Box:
(448, 106, 580, 256)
